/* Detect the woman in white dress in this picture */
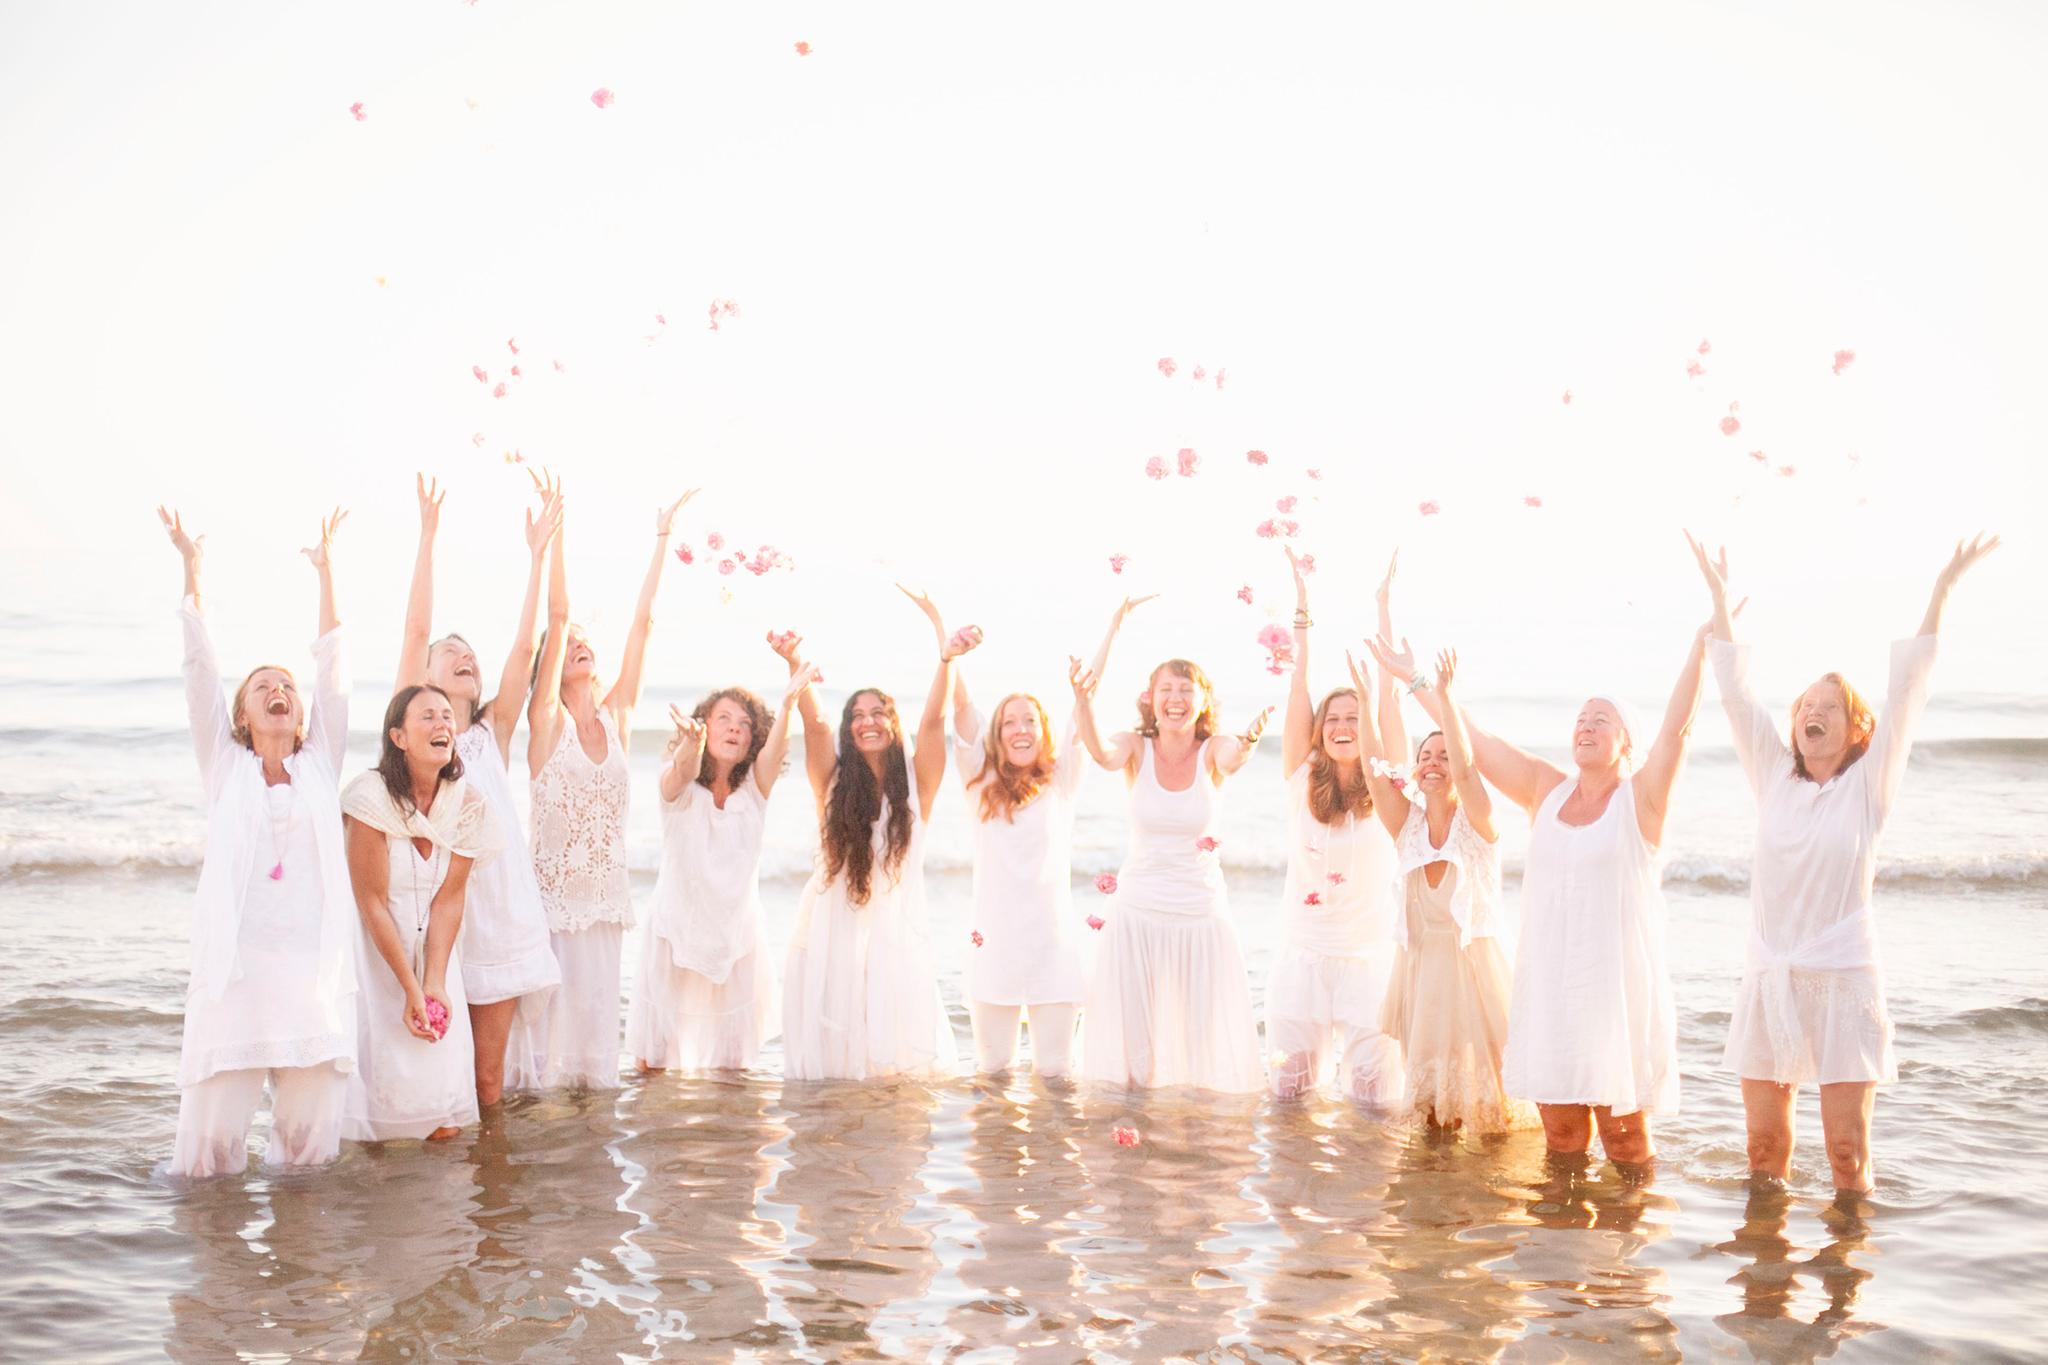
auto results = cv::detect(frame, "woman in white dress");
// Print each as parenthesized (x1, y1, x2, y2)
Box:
(628, 648, 819, 1072)
(393, 472, 563, 1107)
(1070, 613, 1274, 1093)
(1693, 531, 1998, 1196)
(1374, 582, 1713, 1171)
(158, 507, 358, 1179)
(1267, 546, 1411, 1104)
(781, 589, 977, 1081)
(1378, 650, 1533, 1134)
(340, 684, 497, 1141)
(524, 488, 695, 1090)
(948, 599, 1140, 1078)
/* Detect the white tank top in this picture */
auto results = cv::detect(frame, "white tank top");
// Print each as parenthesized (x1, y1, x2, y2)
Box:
(1114, 738, 1226, 918)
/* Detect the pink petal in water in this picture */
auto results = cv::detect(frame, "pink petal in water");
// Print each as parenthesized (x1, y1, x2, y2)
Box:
(1112, 1125, 1141, 1148)
(1748, 449, 1768, 463)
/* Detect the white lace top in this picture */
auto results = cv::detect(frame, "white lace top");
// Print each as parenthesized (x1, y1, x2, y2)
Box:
(530, 708, 634, 933)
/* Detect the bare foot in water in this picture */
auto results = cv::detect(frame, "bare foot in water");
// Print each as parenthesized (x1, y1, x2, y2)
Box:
(427, 1126, 462, 1141)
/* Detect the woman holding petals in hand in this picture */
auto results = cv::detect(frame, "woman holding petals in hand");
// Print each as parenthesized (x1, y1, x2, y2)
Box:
(1372, 560, 1715, 1175)
(392, 471, 563, 1108)
(159, 506, 359, 1178)
(341, 683, 497, 1141)
(1697, 531, 1998, 1198)
(1266, 547, 1412, 1105)
(781, 588, 977, 1080)
(1072, 607, 1273, 1093)
(521, 488, 696, 1090)
(949, 598, 1149, 1078)
(1377, 647, 1532, 1134)
(627, 637, 819, 1073)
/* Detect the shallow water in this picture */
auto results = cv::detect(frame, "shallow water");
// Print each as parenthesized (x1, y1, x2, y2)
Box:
(5, 868, 2046, 1362)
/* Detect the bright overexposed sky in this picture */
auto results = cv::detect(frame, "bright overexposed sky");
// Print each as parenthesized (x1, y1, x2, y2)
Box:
(2, 0, 2042, 724)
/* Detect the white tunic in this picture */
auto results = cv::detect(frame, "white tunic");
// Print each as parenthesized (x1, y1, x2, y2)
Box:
(1080, 739, 1262, 1093)
(954, 713, 1087, 1007)
(782, 789, 956, 1081)
(1712, 635, 1937, 1084)
(343, 835, 480, 1140)
(1503, 777, 1678, 1116)
(453, 723, 560, 1007)
(175, 599, 356, 1088)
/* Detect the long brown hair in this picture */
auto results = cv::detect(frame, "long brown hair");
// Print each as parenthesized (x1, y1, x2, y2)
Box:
(820, 689, 912, 905)
(1791, 673, 1876, 782)
(688, 686, 775, 791)
(376, 684, 465, 811)
(1135, 659, 1218, 739)
(967, 693, 1057, 823)
(1306, 688, 1373, 825)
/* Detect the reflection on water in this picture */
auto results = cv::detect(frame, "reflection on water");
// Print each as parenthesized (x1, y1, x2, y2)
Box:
(125, 1073, 1973, 1360)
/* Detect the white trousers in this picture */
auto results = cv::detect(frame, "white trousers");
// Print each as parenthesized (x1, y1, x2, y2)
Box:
(171, 1062, 346, 1179)
(969, 1001, 1080, 1077)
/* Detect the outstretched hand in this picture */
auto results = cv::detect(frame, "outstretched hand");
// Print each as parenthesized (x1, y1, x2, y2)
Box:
(1344, 648, 1372, 698)
(1937, 532, 2001, 590)
(1367, 634, 1418, 685)
(157, 506, 203, 564)
(1376, 549, 1400, 609)
(415, 473, 444, 536)
(783, 661, 822, 701)
(1112, 593, 1158, 626)
(766, 629, 807, 670)
(1067, 656, 1100, 702)
(1684, 530, 1731, 604)
(1239, 705, 1276, 748)
(1435, 648, 1458, 694)
(667, 704, 707, 757)
(654, 490, 699, 537)
(525, 485, 564, 557)
(301, 507, 348, 570)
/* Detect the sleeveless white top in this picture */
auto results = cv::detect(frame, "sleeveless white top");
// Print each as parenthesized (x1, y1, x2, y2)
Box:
(453, 723, 559, 1001)
(955, 715, 1087, 1005)
(1280, 761, 1400, 956)
(1116, 738, 1226, 918)
(530, 708, 633, 933)
(1503, 777, 1678, 1115)
(652, 774, 769, 984)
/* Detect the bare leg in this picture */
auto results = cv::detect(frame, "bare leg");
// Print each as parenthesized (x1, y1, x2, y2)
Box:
(469, 997, 520, 1106)
(1593, 1105, 1655, 1167)
(1742, 1079, 1796, 1181)
(1538, 1102, 1593, 1156)
(1024, 1003, 1080, 1078)
(1818, 1081, 1878, 1194)
(1272, 1049, 1322, 1102)
(427, 1126, 463, 1141)
(266, 1062, 346, 1168)
(971, 1001, 1023, 1074)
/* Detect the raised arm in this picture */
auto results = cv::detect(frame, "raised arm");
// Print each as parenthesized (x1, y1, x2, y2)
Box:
(1067, 655, 1133, 773)
(1369, 634, 1565, 816)
(1210, 705, 1275, 781)
(161, 506, 230, 784)
(771, 631, 836, 808)
(951, 661, 981, 748)
(1433, 650, 1495, 842)
(395, 474, 443, 693)
(487, 473, 562, 758)
(606, 490, 697, 736)
(1633, 622, 1711, 847)
(300, 508, 350, 768)
(1864, 534, 1998, 820)
(898, 584, 980, 820)
(526, 518, 571, 773)
(1344, 649, 1410, 838)
(1690, 532, 1777, 791)
(1374, 550, 1408, 762)
(659, 705, 707, 805)
(1281, 547, 1314, 776)
(345, 818, 436, 1042)
(755, 662, 820, 800)
(1916, 532, 2000, 639)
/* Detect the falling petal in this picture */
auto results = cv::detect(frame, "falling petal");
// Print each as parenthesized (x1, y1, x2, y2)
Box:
(1236, 585, 1254, 604)
(552, 358, 566, 372)
(1305, 468, 1322, 481)
(1246, 449, 1268, 466)
(1327, 872, 1346, 885)
(1777, 465, 1797, 478)
(1157, 356, 1177, 379)
(718, 558, 736, 575)
(1523, 495, 1543, 508)
(349, 102, 366, 122)
(1748, 449, 1768, 463)
(1254, 519, 1278, 539)
(1094, 873, 1118, 895)
(268, 862, 284, 881)
(507, 337, 519, 354)
(1719, 415, 1741, 436)
(1176, 448, 1200, 477)
(1086, 914, 1106, 930)
(472, 365, 488, 384)
(1275, 495, 1297, 513)
(509, 365, 520, 377)
(471, 432, 486, 447)
(1297, 554, 1316, 574)
(1562, 389, 1573, 404)
(1419, 500, 1441, 516)
(794, 40, 812, 55)
(1304, 891, 1321, 906)
(590, 87, 615, 109)
(492, 382, 508, 398)
(1195, 836, 1219, 852)
(655, 312, 668, 326)
(1145, 455, 1169, 481)
(1281, 519, 1299, 537)
(1686, 358, 1706, 379)
(375, 275, 388, 288)
(1108, 553, 1129, 574)
(1190, 365, 1207, 384)
(1832, 348, 1857, 376)
(707, 531, 725, 550)
(970, 930, 984, 947)
(1699, 338, 1712, 355)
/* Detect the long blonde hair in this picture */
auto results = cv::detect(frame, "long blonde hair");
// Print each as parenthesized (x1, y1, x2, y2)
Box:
(1136, 659, 1218, 739)
(1305, 688, 1372, 825)
(967, 693, 1057, 823)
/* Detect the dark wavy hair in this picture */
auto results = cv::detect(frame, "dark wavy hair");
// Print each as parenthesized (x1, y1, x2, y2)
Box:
(820, 688, 911, 906)
(376, 684, 465, 811)
(689, 686, 776, 791)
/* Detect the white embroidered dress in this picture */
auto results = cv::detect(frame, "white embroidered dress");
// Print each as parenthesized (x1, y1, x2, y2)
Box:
(627, 771, 777, 1070)
(1081, 739, 1262, 1093)
(1504, 777, 1678, 1116)
(1712, 636, 1937, 1084)
(452, 724, 560, 1011)
(1263, 762, 1404, 1103)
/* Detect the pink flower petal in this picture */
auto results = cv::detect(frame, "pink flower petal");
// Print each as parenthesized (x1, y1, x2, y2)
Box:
(472, 365, 488, 384)
(1419, 500, 1441, 516)
(1245, 449, 1268, 466)
(268, 862, 284, 881)
(1256, 623, 1290, 650)
(1832, 348, 1857, 376)
(1157, 356, 1177, 379)
(591, 87, 615, 109)
(1776, 464, 1797, 478)
(1214, 368, 1227, 390)
(1112, 1124, 1141, 1148)
(1698, 338, 1712, 355)
(1305, 468, 1322, 481)
(1562, 389, 1573, 404)
(1176, 447, 1200, 477)
(552, 358, 566, 372)
(1749, 449, 1768, 463)
(507, 337, 519, 355)
(718, 558, 735, 575)
(674, 544, 694, 564)
(349, 102, 367, 122)
(1281, 519, 1299, 537)
(1275, 495, 1297, 513)
(1086, 913, 1106, 931)
(1523, 495, 1543, 508)
(1145, 455, 1169, 481)
(655, 312, 667, 327)
(1108, 553, 1129, 574)
(1327, 872, 1345, 885)
(1719, 414, 1742, 436)
(492, 382, 508, 399)
(794, 40, 812, 55)
(970, 930, 984, 947)
(1297, 554, 1316, 574)
(1686, 358, 1706, 379)
(471, 432, 486, 447)
(1304, 891, 1321, 906)
(707, 531, 725, 550)
(1195, 836, 1219, 852)
(1236, 585, 1254, 604)
(509, 365, 521, 377)
(1254, 518, 1278, 539)
(1190, 365, 1207, 384)
(1094, 873, 1118, 895)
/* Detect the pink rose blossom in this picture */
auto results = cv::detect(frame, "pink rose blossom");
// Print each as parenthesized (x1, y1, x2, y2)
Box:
(1256, 623, 1290, 651)
(1246, 449, 1268, 466)
(1254, 519, 1279, 539)
(1157, 357, 1177, 379)
(349, 102, 367, 122)
(1094, 873, 1118, 895)
(1281, 519, 1299, 537)
(591, 87, 616, 109)
(424, 997, 449, 1039)
(1176, 447, 1200, 477)
(718, 558, 736, 575)
(1112, 1125, 1141, 1148)
(1195, 836, 1219, 853)
(1086, 914, 1106, 931)
(1144, 455, 1169, 481)
(1108, 553, 1128, 575)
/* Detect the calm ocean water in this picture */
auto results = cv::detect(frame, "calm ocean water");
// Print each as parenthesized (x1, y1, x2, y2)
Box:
(2, 604, 2045, 1361)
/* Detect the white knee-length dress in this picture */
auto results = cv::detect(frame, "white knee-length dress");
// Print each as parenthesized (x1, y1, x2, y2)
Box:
(1503, 777, 1678, 1116)
(453, 723, 560, 1012)
(1081, 738, 1262, 1093)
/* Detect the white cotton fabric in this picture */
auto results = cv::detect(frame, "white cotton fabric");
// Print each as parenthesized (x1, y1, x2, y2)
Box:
(452, 724, 560, 1010)
(970, 1001, 1080, 1076)
(1263, 762, 1404, 1103)
(518, 923, 626, 1089)
(1393, 802, 1509, 950)
(341, 830, 480, 1140)
(174, 599, 356, 1090)
(1712, 635, 1937, 1085)
(1081, 739, 1262, 1094)
(169, 1062, 347, 1179)
(953, 710, 1088, 1008)
(625, 772, 778, 1071)
(530, 709, 634, 933)
(1504, 776, 1678, 1116)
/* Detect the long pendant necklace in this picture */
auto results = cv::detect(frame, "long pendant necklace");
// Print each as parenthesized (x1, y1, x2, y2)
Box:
(262, 783, 292, 881)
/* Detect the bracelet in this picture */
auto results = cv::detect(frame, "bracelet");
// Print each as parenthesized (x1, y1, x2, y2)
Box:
(1292, 613, 1313, 628)
(1408, 676, 1432, 694)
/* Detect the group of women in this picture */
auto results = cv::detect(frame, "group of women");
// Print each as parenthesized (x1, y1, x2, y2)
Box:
(154, 484, 1998, 1205)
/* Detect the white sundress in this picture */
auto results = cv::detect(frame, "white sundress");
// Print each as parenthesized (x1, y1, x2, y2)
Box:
(1503, 777, 1678, 1116)
(1080, 738, 1262, 1093)
(454, 723, 559, 1012)
(626, 772, 778, 1071)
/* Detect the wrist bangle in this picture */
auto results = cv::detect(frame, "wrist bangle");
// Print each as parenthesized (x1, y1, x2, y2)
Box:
(1408, 676, 1432, 694)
